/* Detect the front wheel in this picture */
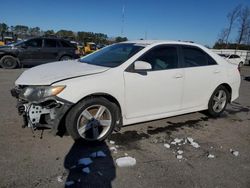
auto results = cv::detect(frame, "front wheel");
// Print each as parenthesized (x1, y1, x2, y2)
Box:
(207, 85, 229, 117)
(65, 97, 117, 142)
(0, 55, 18, 69)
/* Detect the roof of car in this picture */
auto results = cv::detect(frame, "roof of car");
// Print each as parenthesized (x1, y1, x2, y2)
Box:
(122, 40, 201, 47)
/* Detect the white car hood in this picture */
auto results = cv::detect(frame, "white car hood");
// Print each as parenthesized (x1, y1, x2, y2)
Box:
(15, 60, 110, 85)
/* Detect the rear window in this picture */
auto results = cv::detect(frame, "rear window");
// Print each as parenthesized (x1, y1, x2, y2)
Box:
(44, 39, 57, 48)
(60, 40, 73, 48)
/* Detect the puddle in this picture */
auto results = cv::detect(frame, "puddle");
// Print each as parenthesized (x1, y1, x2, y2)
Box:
(109, 131, 150, 149)
(147, 117, 209, 135)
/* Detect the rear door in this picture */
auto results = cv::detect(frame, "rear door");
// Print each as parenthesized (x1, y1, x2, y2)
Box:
(41, 39, 60, 63)
(180, 46, 219, 110)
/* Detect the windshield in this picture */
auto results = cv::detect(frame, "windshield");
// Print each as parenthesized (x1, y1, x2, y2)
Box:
(79, 43, 145, 67)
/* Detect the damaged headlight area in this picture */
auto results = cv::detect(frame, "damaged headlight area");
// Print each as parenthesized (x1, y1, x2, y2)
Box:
(11, 85, 72, 134)
(19, 85, 65, 102)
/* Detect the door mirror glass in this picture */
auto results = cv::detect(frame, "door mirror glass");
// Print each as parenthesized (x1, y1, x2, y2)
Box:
(134, 61, 152, 71)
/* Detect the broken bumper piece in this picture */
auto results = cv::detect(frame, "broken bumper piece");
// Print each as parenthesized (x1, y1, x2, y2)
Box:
(11, 87, 73, 134)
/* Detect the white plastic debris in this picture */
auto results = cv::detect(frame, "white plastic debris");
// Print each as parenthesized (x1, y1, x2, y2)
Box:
(187, 137, 194, 143)
(230, 149, 239, 157)
(82, 167, 90, 174)
(170, 141, 176, 145)
(65, 181, 75, 186)
(57, 176, 63, 183)
(78, 158, 93, 166)
(187, 137, 200, 148)
(164, 143, 171, 148)
(90, 151, 106, 158)
(174, 138, 183, 143)
(116, 156, 136, 167)
(176, 155, 183, 159)
(110, 146, 118, 153)
(109, 140, 115, 144)
(177, 150, 183, 155)
(207, 154, 215, 159)
(190, 142, 200, 148)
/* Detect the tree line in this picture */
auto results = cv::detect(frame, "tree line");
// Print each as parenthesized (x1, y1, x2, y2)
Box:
(215, 5, 250, 50)
(0, 23, 128, 44)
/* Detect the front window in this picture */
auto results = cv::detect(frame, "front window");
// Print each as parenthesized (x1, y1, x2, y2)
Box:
(79, 43, 145, 67)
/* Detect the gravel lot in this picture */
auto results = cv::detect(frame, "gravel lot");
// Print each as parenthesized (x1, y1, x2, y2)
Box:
(0, 66, 250, 188)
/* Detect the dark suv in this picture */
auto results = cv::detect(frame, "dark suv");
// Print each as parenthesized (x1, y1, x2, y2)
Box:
(0, 37, 79, 69)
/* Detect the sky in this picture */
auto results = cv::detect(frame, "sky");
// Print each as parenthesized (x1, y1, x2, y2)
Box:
(1, 0, 250, 47)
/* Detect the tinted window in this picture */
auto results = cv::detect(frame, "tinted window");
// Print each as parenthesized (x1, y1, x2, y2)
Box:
(207, 55, 217, 65)
(44, 39, 57, 48)
(182, 47, 207, 67)
(60, 40, 72, 47)
(229, 55, 240, 59)
(138, 46, 178, 70)
(25, 39, 42, 48)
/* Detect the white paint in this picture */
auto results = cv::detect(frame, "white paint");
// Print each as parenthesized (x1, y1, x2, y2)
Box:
(15, 40, 241, 129)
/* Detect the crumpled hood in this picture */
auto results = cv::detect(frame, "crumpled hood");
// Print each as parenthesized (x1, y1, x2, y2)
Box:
(15, 60, 110, 85)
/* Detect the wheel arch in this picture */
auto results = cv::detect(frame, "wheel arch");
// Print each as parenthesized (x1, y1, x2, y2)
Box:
(220, 83, 232, 102)
(56, 92, 123, 136)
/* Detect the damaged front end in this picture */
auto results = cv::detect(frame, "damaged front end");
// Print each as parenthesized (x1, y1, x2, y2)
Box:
(11, 85, 73, 135)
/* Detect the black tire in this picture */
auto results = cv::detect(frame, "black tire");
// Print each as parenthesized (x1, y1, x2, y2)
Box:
(65, 97, 117, 142)
(207, 85, 229, 117)
(0, 55, 18, 69)
(60, 55, 72, 61)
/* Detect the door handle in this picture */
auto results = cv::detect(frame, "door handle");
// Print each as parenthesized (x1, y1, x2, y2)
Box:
(174, 74, 183, 78)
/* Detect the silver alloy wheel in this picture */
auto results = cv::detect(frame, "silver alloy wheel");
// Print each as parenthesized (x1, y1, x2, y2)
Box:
(77, 105, 112, 141)
(212, 90, 227, 113)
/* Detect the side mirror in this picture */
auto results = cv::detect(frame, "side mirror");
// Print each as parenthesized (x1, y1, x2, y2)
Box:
(134, 61, 152, 71)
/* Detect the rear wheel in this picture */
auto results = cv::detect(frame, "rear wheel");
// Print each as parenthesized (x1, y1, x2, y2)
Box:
(207, 85, 229, 117)
(0, 55, 18, 69)
(60, 55, 71, 61)
(65, 97, 117, 142)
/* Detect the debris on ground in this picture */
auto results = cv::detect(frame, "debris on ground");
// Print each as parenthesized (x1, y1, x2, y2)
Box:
(164, 143, 171, 148)
(110, 146, 118, 153)
(57, 176, 63, 183)
(90, 151, 106, 158)
(230, 149, 239, 157)
(82, 167, 90, 174)
(116, 156, 136, 167)
(78, 158, 93, 166)
(124, 153, 128, 156)
(187, 137, 200, 148)
(177, 150, 183, 155)
(207, 154, 215, 159)
(109, 140, 115, 145)
(176, 155, 183, 159)
(65, 181, 75, 186)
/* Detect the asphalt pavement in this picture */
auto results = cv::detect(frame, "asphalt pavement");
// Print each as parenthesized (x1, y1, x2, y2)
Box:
(0, 66, 250, 188)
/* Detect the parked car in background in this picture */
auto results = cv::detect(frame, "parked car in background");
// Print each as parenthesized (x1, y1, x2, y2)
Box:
(11, 40, 241, 142)
(0, 37, 79, 69)
(219, 54, 244, 67)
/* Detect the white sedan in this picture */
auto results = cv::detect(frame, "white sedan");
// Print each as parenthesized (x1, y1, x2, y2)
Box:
(11, 40, 241, 141)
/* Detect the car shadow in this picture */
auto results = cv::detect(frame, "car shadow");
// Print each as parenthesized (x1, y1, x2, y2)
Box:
(64, 140, 116, 188)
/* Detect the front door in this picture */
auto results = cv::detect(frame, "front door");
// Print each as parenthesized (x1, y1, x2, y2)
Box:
(124, 45, 183, 119)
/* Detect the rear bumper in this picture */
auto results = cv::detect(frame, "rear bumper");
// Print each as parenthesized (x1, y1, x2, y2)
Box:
(11, 87, 73, 134)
